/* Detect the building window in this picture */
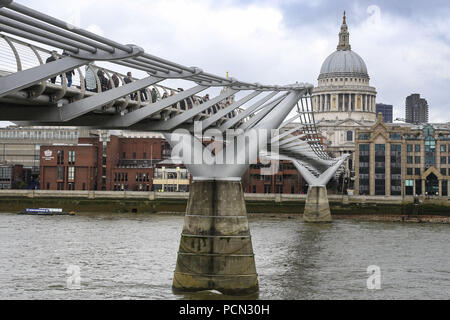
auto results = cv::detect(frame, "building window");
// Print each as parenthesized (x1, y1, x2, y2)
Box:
(375, 144, 386, 195)
(68, 167, 75, 181)
(359, 133, 370, 140)
(407, 156, 413, 164)
(415, 145, 421, 152)
(407, 144, 413, 152)
(57, 166, 64, 180)
(143, 152, 147, 159)
(424, 125, 436, 169)
(391, 144, 402, 195)
(122, 152, 126, 158)
(133, 152, 137, 159)
(346, 131, 353, 142)
(405, 180, 414, 196)
(415, 156, 421, 164)
(441, 168, 447, 176)
(389, 133, 402, 140)
(82, 183, 86, 191)
(46, 182, 50, 190)
(407, 168, 413, 175)
(415, 168, 421, 176)
(441, 145, 447, 152)
(68, 151, 75, 164)
(441, 156, 447, 164)
(57, 150, 64, 165)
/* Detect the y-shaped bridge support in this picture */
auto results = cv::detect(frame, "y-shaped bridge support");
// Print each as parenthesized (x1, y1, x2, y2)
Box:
(292, 156, 348, 222)
(165, 90, 304, 295)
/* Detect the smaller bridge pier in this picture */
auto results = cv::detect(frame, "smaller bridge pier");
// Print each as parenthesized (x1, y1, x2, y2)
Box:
(172, 179, 259, 296)
(303, 185, 332, 222)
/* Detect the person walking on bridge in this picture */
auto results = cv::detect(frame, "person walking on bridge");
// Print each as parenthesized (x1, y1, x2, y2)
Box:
(124, 72, 136, 100)
(45, 50, 58, 84)
(108, 73, 120, 90)
(97, 69, 109, 92)
(61, 51, 75, 87)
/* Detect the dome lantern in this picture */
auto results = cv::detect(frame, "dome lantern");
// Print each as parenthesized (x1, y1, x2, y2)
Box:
(337, 11, 351, 51)
(318, 12, 369, 80)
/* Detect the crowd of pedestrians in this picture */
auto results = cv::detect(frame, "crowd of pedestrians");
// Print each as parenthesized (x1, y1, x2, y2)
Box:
(44, 57, 239, 119)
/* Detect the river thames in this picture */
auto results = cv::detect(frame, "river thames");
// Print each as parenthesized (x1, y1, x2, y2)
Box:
(0, 213, 448, 300)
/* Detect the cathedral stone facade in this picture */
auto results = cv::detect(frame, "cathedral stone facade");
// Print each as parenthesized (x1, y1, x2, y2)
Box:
(312, 13, 377, 188)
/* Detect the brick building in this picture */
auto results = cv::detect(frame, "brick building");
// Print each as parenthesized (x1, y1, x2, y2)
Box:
(40, 143, 98, 191)
(40, 134, 188, 192)
(242, 161, 307, 194)
(40, 133, 308, 194)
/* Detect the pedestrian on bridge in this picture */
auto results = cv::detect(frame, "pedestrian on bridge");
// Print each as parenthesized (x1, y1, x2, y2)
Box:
(151, 88, 158, 103)
(124, 72, 137, 100)
(61, 51, 75, 87)
(97, 69, 109, 92)
(45, 50, 58, 84)
(108, 73, 120, 90)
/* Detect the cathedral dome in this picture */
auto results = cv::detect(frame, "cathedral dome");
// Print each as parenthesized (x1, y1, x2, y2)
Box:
(318, 11, 369, 80)
(319, 50, 368, 79)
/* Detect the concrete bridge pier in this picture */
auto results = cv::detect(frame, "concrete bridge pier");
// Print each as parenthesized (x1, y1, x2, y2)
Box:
(172, 179, 259, 296)
(303, 185, 332, 222)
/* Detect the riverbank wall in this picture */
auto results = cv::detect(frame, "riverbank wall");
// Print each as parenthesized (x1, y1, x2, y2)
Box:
(0, 190, 449, 216)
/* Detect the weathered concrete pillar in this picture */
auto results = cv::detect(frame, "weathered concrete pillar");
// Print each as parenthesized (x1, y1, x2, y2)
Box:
(172, 180, 258, 296)
(303, 186, 332, 222)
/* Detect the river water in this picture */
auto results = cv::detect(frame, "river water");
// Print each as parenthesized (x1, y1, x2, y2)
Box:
(0, 213, 448, 300)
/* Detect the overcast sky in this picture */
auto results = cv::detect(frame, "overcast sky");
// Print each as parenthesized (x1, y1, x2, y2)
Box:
(10, 0, 450, 123)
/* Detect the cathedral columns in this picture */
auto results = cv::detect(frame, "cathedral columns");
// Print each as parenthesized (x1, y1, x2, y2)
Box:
(347, 93, 351, 112)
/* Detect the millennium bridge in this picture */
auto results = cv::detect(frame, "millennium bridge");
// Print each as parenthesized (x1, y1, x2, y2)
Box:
(0, 0, 348, 295)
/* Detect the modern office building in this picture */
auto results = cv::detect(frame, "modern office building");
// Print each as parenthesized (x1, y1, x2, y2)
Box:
(0, 164, 26, 189)
(376, 103, 393, 123)
(405, 94, 429, 124)
(355, 114, 450, 196)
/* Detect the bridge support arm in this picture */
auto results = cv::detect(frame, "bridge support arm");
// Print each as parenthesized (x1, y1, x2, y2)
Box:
(0, 56, 87, 98)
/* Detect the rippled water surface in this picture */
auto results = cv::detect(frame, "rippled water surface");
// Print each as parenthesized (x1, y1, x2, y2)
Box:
(0, 213, 449, 299)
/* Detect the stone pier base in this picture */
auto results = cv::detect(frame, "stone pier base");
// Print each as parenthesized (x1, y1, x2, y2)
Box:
(303, 185, 332, 222)
(172, 180, 259, 296)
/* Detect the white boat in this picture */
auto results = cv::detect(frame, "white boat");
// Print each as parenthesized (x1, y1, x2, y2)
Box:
(18, 208, 75, 216)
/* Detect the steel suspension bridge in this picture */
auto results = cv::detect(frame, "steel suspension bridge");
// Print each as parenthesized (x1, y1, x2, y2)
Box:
(0, 0, 348, 295)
